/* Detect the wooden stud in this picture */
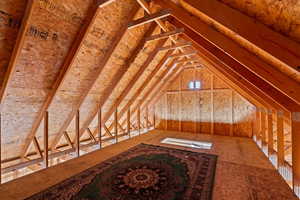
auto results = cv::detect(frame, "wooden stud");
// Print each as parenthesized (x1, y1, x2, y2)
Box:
(49, 4, 140, 150)
(75, 110, 80, 157)
(267, 109, 274, 155)
(0, 113, 1, 184)
(153, 105, 156, 129)
(20, 3, 103, 158)
(210, 74, 214, 135)
(127, 108, 131, 138)
(230, 90, 234, 136)
(276, 110, 284, 168)
(44, 111, 49, 168)
(260, 108, 267, 146)
(98, 108, 102, 149)
(128, 9, 171, 29)
(146, 106, 149, 131)
(138, 106, 141, 135)
(114, 109, 118, 143)
(145, 28, 184, 42)
(291, 112, 300, 193)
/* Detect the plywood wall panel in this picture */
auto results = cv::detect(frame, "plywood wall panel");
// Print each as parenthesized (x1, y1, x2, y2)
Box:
(214, 90, 231, 136)
(233, 92, 255, 137)
(155, 67, 255, 138)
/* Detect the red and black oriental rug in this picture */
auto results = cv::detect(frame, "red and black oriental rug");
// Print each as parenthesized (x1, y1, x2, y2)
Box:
(27, 143, 217, 200)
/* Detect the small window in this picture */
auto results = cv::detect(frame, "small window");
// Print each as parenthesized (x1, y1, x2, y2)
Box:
(195, 81, 201, 89)
(188, 81, 201, 90)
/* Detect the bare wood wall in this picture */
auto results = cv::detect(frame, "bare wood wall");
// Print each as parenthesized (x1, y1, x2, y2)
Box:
(155, 67, 256, 137)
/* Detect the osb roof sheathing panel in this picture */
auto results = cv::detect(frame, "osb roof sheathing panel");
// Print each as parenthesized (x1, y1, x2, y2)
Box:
(2, 0, 93, 159)
(0, 0, 26, 87)
(180, 0, 300, 82)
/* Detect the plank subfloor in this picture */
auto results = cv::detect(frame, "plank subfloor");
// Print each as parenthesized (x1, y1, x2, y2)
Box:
(0, 130, 297, 200)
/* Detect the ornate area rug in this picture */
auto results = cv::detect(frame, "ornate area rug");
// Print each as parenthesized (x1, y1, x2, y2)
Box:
(27, 143, 217, 200)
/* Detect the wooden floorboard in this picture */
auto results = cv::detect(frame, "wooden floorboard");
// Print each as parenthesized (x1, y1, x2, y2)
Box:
(0, 130, 296, 200)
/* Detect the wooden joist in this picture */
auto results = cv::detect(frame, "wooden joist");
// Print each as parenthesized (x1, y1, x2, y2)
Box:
(145, 28, 184, 42)
(181, 0, 300, 73)
(128, 9, 171, 29)
(156, 0, 300, 107)
(20, 3, 102, 158)
(158, 42, 192, 51)
(49, 4, 140, 150)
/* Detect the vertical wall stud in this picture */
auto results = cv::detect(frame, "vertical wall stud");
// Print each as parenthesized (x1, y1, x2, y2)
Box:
(114, 108, 118, 143)
(277, 110, 284, 169)
(44, 111, 49, 168)
(138, 106, 141, 135)
(75, 110, 80, 157)
(210, 74, 214, 135)
(98, 108, 102, 149)
(127, 107, 131, 138)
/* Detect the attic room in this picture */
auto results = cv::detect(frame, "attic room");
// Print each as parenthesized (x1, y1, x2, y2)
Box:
(0, 0, 299, 199)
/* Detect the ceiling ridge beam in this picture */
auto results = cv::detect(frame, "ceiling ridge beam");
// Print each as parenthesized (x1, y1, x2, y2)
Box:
(89, 38, 168, 137)
(49, 4, 140, 150)
(0, 0, 34, 106)
(20, 3, 102, 158)
(128, 9, 172, 29)
(69, 23, 157, 141)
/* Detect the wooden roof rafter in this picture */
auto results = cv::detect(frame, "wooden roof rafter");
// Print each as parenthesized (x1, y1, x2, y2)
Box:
(154, 0, 300, 107)
(120, 60, 184, 127)
(106, 52, 180, 132)
(0, 0, 34, 107)
(20, 2, 104, 159)
(49, 3, 141, 150)
(88, 38, 169, 137)
(65, 23, 158, 142)
(181, 0, 300, 75)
